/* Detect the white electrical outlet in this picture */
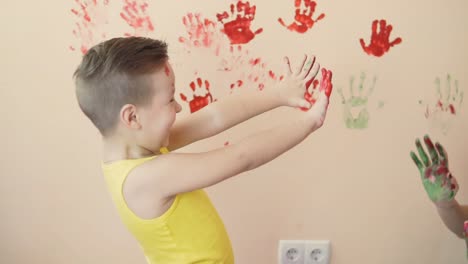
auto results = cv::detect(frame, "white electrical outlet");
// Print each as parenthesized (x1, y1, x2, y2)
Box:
(278, 240, 305, 264)
(278, 240, 331, 264)
(304, 240, 331, 264)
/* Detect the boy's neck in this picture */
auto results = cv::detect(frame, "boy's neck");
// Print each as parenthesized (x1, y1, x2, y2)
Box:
(102, 136, 155, 163)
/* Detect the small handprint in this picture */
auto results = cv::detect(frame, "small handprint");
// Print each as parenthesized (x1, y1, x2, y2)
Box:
(121, 0, 155, 37)
(410, 135, 459, 203)
(360, 19, 402, 57)
(70, 0, 109, 54)
(179, 13, 223, 55)
(180, 78, 215, 113)
(423, 74, 464, 135)
(216, 1, 263, 44)
(337, 72, 377, 129)
(278, 0, 325, 34)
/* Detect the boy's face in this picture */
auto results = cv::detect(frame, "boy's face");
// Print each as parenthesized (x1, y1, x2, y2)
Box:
(138, 61, 181, 151)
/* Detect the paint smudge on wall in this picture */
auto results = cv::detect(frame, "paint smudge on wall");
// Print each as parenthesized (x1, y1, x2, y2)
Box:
(180, 77, 215, 113)
(121, 0, 155, 37)
(337, 72, 379, 129)
(360, 19, 402, 57)
(422, 74, 464, 135)
(278, 0, 325, 33)
(70, 0, 109, 55)
(216, 1, 263, 44)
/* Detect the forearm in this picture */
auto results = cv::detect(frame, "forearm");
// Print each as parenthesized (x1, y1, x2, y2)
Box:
(234, 111, 319, 171)
(209, 89, 283, 133)
(435, 199, 467, 238)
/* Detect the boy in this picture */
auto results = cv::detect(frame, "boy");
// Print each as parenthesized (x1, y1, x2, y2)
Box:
(410, 135, 468, 258)
(73, 37, 333, 263)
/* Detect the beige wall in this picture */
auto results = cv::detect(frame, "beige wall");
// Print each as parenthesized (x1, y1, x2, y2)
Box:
(1, 0, 468, 263)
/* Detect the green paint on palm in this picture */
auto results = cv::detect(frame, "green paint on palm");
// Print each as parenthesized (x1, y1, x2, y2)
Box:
(338, 72, 377, 129)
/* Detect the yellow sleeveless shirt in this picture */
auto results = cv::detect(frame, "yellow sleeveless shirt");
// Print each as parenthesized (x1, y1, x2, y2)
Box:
(101, 148, 234, 264)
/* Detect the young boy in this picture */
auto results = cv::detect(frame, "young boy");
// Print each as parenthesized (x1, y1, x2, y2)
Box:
(410, 135, 468, 258)
(73, 37, 333, 263)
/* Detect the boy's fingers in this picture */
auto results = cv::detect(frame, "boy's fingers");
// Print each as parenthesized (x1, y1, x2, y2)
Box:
(296, 54, 307, 75)
(410, 151, 424, 174)
(435, 142, 448, 165)
(298, 99, 311, 109)
(300, 55, 316, 79)
(283, 56, 293, 75)
(416, 138, 430, 167)
(320, 69, 333, 98)
(424, 135, 439, 165)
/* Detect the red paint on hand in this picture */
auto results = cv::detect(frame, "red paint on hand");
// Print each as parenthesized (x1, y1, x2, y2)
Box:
(278, 0, 325, 34)
(180, 78, 214, 113)
(360, 19, 402, 57)
(216, 1, 263, 44)
(300, 68, 333, 111)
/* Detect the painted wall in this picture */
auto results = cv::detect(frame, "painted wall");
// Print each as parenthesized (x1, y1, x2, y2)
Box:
(1, 0, 467, 263)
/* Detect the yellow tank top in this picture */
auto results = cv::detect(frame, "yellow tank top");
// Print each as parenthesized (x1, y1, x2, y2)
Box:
(101, 148, 234, 264)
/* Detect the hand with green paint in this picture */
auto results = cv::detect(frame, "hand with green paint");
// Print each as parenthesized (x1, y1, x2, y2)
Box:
(464, 221, 468, 258)
(410, 135, 459, 203)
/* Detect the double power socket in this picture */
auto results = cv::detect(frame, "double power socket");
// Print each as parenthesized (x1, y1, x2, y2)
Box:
(278, 240, 331, 264)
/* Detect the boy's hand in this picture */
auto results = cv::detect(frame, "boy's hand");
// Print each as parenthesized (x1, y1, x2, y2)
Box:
(410, 135, 459, 204)
(305, 68, 333, 127)
(274, 54, 321, 109)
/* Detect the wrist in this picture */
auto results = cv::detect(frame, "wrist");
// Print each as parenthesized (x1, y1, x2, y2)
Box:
(264, 88, 286, 107)
(435, 199, 458, 209)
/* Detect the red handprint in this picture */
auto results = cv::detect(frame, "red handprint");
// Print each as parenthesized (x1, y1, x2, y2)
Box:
(278, 0, 325, 34)
(121, 0, 154, 37)
(216, 1, 263, 44)
(180, 78, 215, 113)
(178, 13, 223, 55)
(360, 19, 402, 57)
(70, 0, 109, 54)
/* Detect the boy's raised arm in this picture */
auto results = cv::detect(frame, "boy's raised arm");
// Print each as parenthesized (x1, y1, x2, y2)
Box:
(148, 69, 333, 198)
(168, 55, 319, 151)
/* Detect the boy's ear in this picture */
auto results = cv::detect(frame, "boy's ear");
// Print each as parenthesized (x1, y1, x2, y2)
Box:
(120, 104, 141, 129)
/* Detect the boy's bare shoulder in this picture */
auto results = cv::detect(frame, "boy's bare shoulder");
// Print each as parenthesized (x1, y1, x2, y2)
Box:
(122, 154, 178, 219)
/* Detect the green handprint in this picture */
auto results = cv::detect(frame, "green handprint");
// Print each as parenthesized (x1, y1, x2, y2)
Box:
(337, 72, 377, 129)
(410, 135, 459, 203)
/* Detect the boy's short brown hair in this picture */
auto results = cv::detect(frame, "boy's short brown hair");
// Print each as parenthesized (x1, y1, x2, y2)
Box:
(74, 37, 168, 137)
